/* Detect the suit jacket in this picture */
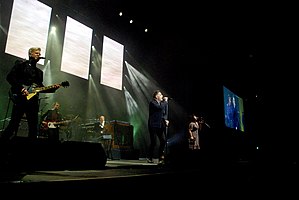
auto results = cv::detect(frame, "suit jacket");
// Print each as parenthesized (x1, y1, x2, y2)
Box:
(148, 99, 168, 128)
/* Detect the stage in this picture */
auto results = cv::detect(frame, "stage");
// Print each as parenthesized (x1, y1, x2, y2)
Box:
(0, 137, 296, 197)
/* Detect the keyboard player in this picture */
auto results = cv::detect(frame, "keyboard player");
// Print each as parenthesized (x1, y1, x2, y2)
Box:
(93, 115, 112, 159)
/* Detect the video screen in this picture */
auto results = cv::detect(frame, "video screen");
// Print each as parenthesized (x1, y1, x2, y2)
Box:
(100, 36, 124, 90)
(5, 0, 51, 65)
(61, 16, 93, 80)
(223, 86, 245, 132)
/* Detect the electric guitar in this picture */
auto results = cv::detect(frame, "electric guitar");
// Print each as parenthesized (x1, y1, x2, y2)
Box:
(41, 115, 79, 130)
(9, 81, 70, 103)
(26, 81, 70, 100)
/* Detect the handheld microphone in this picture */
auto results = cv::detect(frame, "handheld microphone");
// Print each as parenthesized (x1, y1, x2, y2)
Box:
(39, 57, 46, 59)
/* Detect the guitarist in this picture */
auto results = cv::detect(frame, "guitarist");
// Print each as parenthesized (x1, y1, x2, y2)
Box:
(0, 47, 60, 142)
(40, 102, 64, 142)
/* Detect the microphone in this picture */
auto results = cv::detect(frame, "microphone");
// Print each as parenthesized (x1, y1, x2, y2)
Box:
(39, 57, 46, 59)
(205, 123, 211, 128)
(165, 97, 172, 100)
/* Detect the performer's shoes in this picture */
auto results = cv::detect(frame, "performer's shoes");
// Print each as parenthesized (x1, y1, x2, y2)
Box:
(146, 158, 154, 163)
(158, 160, 165, 165)
(159, 155, 165, 164)
(147, 159, 153, 163)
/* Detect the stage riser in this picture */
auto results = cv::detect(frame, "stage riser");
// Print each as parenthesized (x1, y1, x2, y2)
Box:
(4, 138, 107, 171)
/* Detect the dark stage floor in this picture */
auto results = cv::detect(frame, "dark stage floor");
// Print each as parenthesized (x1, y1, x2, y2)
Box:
(0, 137, 297, 197)
(1, 157, 297, 197)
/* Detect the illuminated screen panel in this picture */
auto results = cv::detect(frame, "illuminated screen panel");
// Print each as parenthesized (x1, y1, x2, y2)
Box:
(61, 16, 93, 80)
(100, 36, 124, 90)
(5, 0, 51, 65)
(223, 86, 245, 132)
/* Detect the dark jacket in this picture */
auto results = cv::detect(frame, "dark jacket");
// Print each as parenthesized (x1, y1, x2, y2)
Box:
(7, 59, 44, 95)
(148, 99, 168, 128)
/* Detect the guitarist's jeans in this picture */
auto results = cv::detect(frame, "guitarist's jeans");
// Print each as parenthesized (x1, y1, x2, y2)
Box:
(0, 96, 39, 141)
(46, 128, 60, 142)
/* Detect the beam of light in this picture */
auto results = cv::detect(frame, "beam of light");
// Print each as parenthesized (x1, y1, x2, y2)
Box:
(123, 61, 169, 155)
(91, 46, 102, 70)
(84, 47, 110, 120)
(41, 60, 51, 74)
(87, 74, 101, 119)
(39, 61, 54, 117)
(87, 74, 107, 119)
(124, 60, 189, 157)
(0, 25, 8, 35)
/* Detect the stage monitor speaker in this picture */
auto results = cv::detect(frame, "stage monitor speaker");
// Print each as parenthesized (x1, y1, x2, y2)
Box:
(6, 137, 107, 171)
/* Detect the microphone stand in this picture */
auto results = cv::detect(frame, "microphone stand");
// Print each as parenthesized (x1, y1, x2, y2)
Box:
(163, 98, 170, 164)
(2, 96, 12, 131)
(37, 98, 48, 138)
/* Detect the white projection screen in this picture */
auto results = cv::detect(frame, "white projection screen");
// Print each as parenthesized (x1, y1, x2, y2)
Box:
(5, 0, 51, 65)
(100, 36, 124, 90)
(61, 16, 93, 80)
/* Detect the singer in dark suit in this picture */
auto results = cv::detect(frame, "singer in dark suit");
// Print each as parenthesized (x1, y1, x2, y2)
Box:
(147, 90, 169, 163)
